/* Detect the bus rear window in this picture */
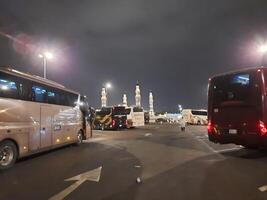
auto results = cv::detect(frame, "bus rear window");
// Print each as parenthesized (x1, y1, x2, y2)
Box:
(113, 107, 127, 115)
(211, 73, 255, 106)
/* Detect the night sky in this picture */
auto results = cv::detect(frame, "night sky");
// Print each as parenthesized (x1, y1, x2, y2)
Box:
(1, 0, 267, 112)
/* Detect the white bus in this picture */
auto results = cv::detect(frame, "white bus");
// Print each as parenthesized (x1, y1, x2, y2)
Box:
(0, 67, 91, 170)
(126, 106, 145, 128)
(181, 109, 208, 125)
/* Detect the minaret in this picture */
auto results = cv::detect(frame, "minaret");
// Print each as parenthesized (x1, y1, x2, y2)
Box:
(122, 94, 127, 107)
(149, 91, 155, 122)
(101, 87, 107, 107)
(149, 91, 154, 116)
(135, 82, 141, 107)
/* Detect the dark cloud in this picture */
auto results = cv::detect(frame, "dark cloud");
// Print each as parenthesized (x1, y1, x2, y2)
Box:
(0, 0, 267, 111)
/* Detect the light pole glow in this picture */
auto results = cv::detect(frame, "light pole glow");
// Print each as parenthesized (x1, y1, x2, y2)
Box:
(105, 82, 112, 89)
(44, 52, 53, 59)
(258, 45, 267, 54)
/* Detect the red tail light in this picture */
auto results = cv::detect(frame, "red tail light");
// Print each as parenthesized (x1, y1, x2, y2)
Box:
(112, 120, 116, 126)
(259, 121, 267, 136)
(126, 119, 128, 125)
(207, 120, 213, 134)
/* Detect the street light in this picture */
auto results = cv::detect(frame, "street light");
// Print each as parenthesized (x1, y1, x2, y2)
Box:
(178, 104, 183, 113)
(38, 51, 53, 79)
(105, 82, 112, 89)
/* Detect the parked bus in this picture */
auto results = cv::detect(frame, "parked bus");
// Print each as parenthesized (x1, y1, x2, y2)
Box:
(0, 68, 91, 170)
(112, 106, 128, 129)
(182, 109, 207, 125)
(93, 107, 112, 130)
(208, 67, 267, 148)
(126, 106, 145, 128)
(93, 106, 128, 130)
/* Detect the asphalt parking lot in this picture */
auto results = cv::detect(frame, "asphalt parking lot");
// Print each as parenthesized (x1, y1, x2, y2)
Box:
(1, 124, 267, 200)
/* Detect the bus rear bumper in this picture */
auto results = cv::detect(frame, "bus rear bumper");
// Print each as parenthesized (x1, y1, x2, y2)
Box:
(208, 133, 267, 147)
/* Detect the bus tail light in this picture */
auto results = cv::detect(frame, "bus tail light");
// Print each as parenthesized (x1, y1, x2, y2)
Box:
(259, 121, 267, 136)
(126, 120, 128, 126)
(207, 120, 213, 134)
(112, 120, 116, 126)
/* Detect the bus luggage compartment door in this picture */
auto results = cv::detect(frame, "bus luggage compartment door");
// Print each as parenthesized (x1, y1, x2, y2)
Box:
(40, 105, 53, 148)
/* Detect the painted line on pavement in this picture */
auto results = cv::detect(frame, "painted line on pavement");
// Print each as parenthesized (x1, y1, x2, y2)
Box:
(195, 136, 217, 153)
(214, 147, 242, 153)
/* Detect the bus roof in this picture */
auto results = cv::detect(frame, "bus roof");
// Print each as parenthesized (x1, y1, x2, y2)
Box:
(209, 66, 267, 80)
(0, 67, 79, 95)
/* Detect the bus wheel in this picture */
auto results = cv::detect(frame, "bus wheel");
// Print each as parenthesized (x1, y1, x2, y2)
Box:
(76, 130, 83, 145)
(0, 140, 18, 170)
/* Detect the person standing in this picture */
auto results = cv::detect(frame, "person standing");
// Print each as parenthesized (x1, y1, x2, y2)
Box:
(180, 117, 186, 132)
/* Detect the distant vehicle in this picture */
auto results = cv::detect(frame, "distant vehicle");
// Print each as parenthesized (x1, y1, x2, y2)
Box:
(208, 67, 267, 148)
(166, 113, 182, 123)
(126, 106, 145, 128)
(144, 112, 150, 124)
(93, 106, 128, 130)
(112, 106, 128, 129)
(156, 118, 168, 124)
(181, 109, 207, 125)
(0, 68, 91, 170)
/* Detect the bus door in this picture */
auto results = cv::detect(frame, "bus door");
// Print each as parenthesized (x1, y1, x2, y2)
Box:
(40, 105, 53, 148)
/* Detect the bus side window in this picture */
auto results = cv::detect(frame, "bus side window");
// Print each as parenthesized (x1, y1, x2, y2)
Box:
(47, 90, 56, 104)
(68, 93, 78, 107)
(32, 85, 47, 103)
(0, 77, 18, 99)
(18, 80, 32, 101)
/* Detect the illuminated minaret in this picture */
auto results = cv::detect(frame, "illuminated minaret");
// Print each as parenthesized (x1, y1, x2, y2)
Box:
(149, 91, 154, 116)
(122, 94, 127, 107)
(135, 82, 141, 107)
(101, 87, 107, 107)
(149, 91, 155, 122)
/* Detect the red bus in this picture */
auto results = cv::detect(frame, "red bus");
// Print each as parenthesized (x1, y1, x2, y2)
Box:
(207, 67, 267, 148)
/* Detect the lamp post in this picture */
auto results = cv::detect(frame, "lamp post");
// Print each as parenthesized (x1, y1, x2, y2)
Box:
(38, 52, 53, 79)
(178, 104, 183, 113)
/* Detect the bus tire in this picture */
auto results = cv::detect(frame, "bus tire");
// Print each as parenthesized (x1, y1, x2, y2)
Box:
(0, 140, 18, 170)
(75, 130, 83, 146)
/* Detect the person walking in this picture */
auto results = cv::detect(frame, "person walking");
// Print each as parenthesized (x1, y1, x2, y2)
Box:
(180, 117, 186, 132)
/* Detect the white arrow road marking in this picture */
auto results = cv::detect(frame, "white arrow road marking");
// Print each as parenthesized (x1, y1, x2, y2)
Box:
(49, 166, 102, 200)
(258, 185, 267, 192)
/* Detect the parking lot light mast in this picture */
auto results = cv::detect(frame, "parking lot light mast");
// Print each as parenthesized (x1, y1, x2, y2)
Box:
(38, 52, 53, 79)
